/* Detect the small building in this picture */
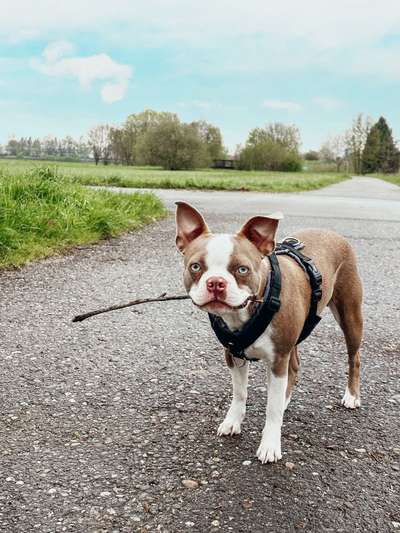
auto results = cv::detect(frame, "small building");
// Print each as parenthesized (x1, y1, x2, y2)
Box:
(211, 159, 236, 169)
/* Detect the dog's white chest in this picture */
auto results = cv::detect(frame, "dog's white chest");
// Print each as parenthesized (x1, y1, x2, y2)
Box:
(222, 311, 275, 362)
(243, 328, 275, 362)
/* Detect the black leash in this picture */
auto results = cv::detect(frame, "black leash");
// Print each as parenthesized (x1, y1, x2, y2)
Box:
(208, 238, 323, 362)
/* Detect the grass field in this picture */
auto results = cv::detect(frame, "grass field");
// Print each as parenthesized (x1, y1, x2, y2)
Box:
(0, 159, 349, 193)
(0, 166, 166, 268)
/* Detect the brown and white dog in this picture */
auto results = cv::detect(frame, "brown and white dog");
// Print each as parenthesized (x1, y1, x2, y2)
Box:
(175, 202, 363, 463)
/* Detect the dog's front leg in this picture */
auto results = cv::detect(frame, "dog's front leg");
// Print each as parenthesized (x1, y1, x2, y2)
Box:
(257, 360, 288, 463)
(217, 357, 249, 436)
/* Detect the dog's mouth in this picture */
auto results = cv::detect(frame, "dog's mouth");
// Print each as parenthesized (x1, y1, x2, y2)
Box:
(195, 295, 254, 311)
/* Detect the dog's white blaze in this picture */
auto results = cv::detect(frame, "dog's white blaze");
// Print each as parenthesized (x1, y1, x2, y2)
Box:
(189, 234, 250, 308)
(205, 234, 233, 268)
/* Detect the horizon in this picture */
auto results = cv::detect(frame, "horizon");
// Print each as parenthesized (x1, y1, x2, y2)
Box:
(1, 1, 400, 152)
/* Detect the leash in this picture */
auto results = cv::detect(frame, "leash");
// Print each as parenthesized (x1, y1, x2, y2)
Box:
(208, 238, 323, 362)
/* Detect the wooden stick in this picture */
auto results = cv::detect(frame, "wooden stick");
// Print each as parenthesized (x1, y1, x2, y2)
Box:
(72, 293, 191, 323)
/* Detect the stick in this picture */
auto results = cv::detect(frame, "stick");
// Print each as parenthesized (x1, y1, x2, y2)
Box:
(72, 293, 191, 323)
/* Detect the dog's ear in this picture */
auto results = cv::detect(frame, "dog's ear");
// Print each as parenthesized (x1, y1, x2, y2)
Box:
(175, 202, 210, 253)
(238, 212, 283, 256)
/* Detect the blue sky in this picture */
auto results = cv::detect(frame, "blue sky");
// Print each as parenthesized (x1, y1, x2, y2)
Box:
(1, 0, 400, 151)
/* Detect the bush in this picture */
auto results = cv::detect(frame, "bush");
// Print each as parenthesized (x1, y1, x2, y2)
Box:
(304, 150, 319, 161)
(237, 141, 302, 172)
(237, 123, 302, 172)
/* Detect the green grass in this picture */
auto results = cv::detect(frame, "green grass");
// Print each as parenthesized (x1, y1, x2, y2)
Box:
(374, 174, 400, 186)
(0, 166, 166, 268)
(0, 159, 349, 193)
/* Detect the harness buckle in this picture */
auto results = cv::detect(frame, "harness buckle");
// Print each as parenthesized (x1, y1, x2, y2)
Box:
(268, 295, 281, 311)
(312, 288, 323, 302)
(281, 237, 304, 250)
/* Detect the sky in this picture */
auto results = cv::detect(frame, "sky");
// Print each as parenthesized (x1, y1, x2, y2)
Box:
(1, 0, 400, 152)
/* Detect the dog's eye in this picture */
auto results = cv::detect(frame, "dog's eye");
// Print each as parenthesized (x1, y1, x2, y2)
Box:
(190, 262, 202, 273)
(237, 266, 249, 275)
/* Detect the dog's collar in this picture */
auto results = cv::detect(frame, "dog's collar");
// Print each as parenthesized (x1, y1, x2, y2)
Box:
(208, 239, 323, 363)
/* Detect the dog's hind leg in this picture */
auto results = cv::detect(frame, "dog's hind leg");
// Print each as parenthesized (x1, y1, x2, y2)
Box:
(285, 346, 300, 411)
(217, 351, 249, 436)
(329, 258, 363, 409)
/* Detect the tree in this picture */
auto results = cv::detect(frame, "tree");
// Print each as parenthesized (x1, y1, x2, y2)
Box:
(319, 135, 346, 171)
(87, 124, 111, 165)
(109, 127, 134, 165)
(264, 123, 301, 152)
(344, 114, 373, 174)
(237, 123, 302, 171)
(137, 114, 208, 170)
(6, 138, 19, 156)
(190, 120, 226, 162)
(363, 117, 400, 174)
(361, 125, 381, 174)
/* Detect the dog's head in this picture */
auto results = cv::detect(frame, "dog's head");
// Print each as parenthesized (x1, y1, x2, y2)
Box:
(175, 202, 282, 317)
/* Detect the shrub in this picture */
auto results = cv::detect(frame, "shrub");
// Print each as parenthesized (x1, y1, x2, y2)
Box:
(304, 150, 319, 161)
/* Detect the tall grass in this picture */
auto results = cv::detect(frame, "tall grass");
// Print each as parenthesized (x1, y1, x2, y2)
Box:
(0, 166, 166, 268)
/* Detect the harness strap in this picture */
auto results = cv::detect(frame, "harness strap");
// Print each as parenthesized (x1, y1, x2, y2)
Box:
(208, 239, 323, 362)
(208, 253, 281, 361)
(276, 242, 322, 344)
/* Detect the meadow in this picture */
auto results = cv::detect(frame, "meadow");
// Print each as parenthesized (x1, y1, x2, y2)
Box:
(0, 158, 351, 268)
(0, 159, 349, 193)
(0, 165, 166, 268)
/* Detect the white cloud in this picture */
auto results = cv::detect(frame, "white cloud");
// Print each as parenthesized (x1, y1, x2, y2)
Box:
(101, 80, 129, 104)
(43, 40, 75, 63)
(2, 1, 400, 82)
(262, 99, 303, 112)
(31, 42, 132, 103)
(1, 0, 400, 50)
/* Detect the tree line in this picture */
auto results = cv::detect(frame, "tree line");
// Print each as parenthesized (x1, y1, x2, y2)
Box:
(1, 110, 399, 174)
(88, 110, 227, 169)
(87, 110, 302, 171)
(0, 135, 90, 161)
(313, 114, 400, 174)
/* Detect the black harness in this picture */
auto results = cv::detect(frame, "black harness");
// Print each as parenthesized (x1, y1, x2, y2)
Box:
(208, 238, 323, 362)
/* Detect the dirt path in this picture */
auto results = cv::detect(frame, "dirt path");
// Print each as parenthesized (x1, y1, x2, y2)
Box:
(0, 178, 399, 532)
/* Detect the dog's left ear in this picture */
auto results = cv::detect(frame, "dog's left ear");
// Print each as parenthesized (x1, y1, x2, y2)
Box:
(175, 201, 210, 253)
(238, 212, 283, 256)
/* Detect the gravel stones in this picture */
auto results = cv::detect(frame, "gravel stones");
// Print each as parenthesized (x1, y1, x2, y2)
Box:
(0, 189, 399, 532)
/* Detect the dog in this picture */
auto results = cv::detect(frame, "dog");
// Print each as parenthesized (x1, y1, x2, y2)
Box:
(175, 202, 363, 463)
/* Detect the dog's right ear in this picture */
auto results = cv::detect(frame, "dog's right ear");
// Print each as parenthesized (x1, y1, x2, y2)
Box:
(175, 202, 210, 254)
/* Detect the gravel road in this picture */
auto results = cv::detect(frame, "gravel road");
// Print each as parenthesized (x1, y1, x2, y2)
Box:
(0, 178, 399, 533)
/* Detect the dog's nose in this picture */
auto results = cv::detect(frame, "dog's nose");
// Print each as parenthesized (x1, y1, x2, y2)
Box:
(206, 276, 227, 295)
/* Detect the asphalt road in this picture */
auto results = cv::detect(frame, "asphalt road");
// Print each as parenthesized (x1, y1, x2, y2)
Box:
(0, 177, 399, 533)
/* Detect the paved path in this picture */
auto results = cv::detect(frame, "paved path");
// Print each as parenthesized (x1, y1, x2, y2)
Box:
(102, 176, 400, 222)
(0, 178, 399, 532)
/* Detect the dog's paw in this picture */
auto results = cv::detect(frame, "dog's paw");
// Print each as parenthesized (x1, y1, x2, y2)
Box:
(341, 387, 361, 409)
(256, 433, 282, 463)
(217, 418, 242, 436)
